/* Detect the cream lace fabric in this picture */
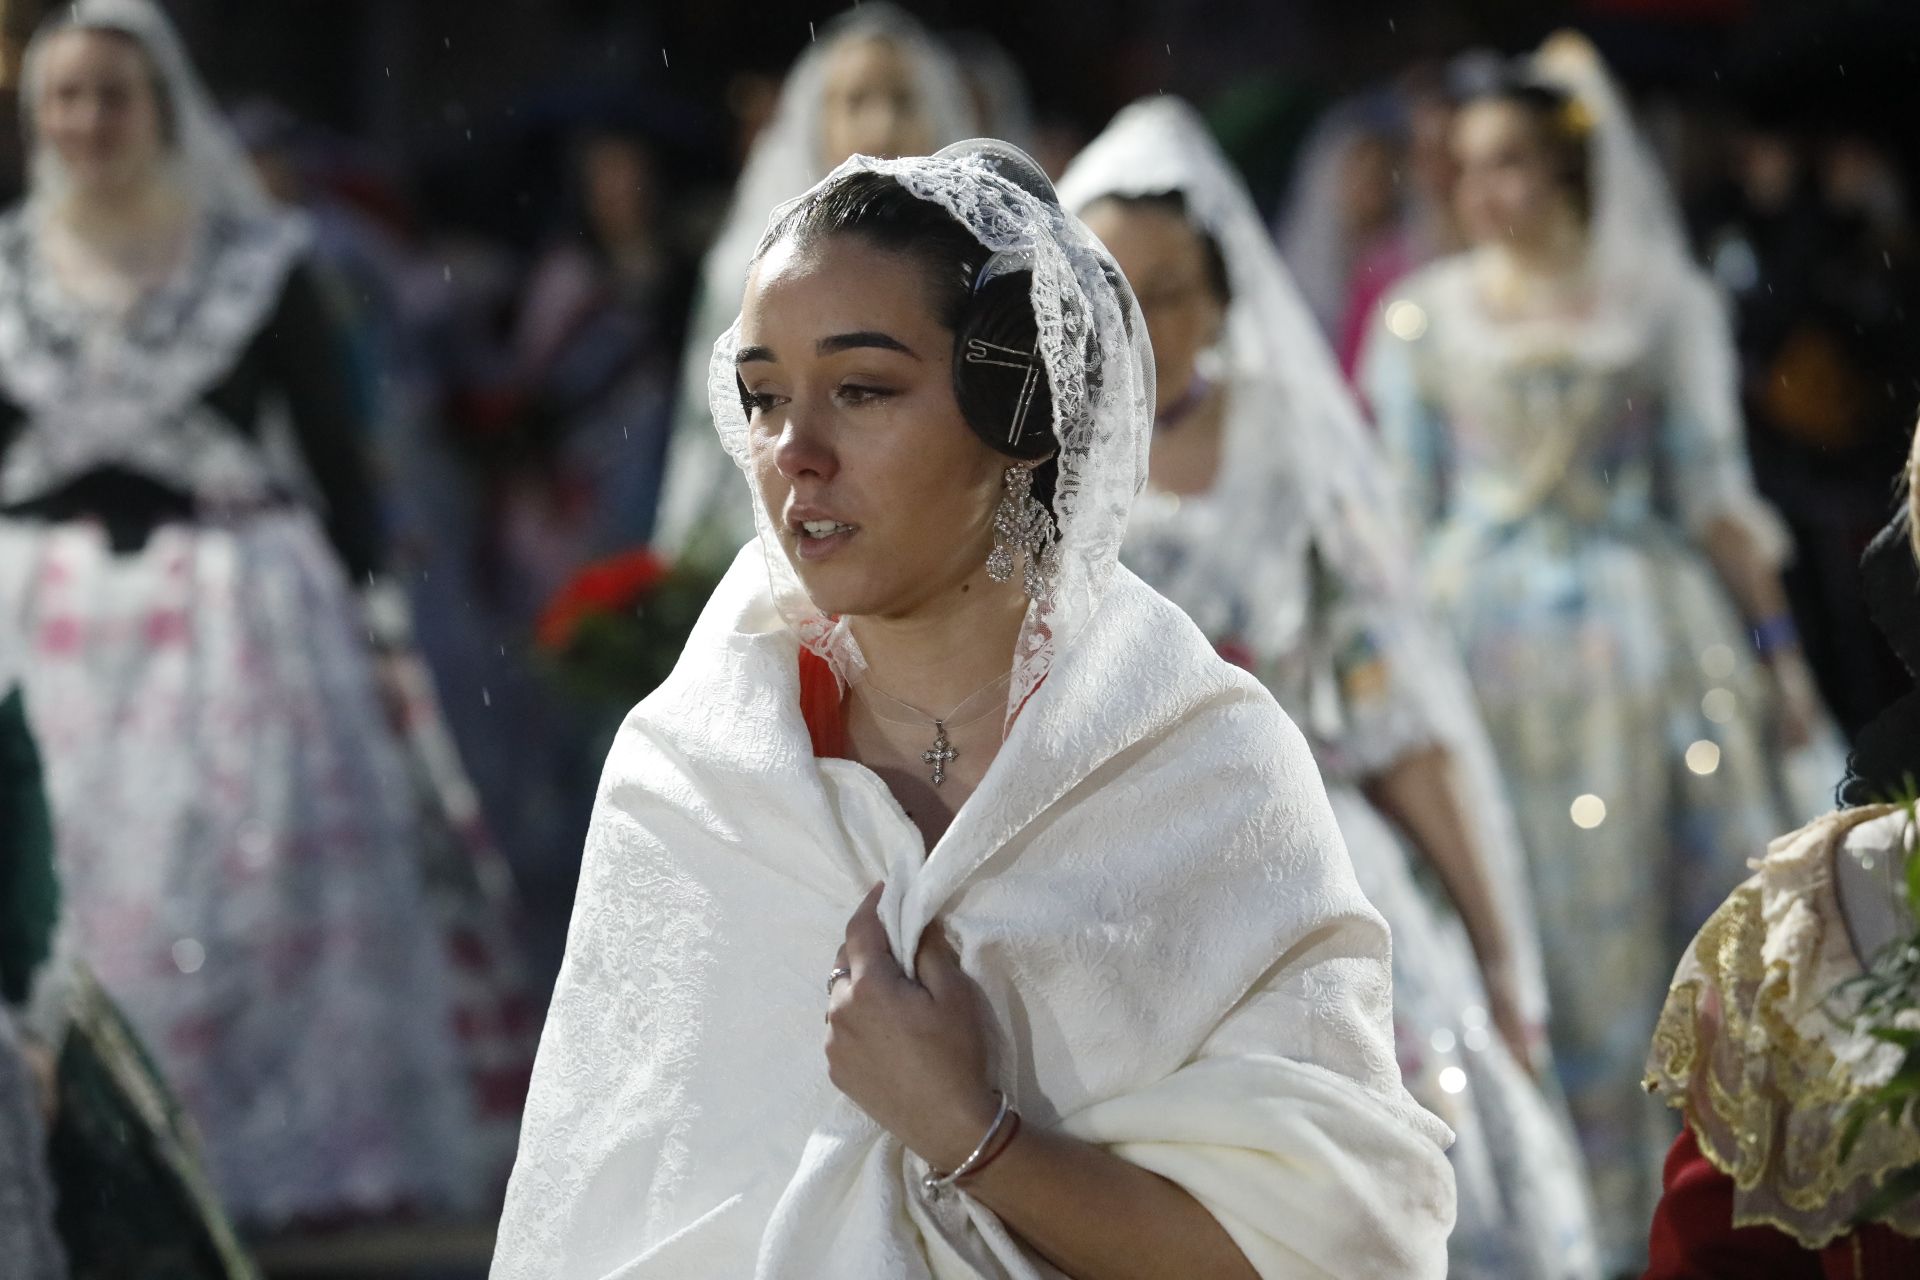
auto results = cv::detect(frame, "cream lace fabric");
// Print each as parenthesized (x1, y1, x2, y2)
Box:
(0, 208, 307, 507)
(1646, 806, 1920, 1246)
(492, 150, 1456, 1279)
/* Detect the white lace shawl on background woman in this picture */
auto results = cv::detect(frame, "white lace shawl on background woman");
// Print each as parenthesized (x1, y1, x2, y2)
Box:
(492, 149, 1456, 1279)
(651, 3, 975, 561)
(1058, 96, 1549, 1026)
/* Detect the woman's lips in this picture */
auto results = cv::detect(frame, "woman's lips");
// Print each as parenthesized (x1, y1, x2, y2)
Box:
(791, 518, 858, 562)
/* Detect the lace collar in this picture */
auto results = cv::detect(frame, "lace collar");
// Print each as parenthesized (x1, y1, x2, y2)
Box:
(0, 203, 308, 420)
(1647, 806, 1920, 1246)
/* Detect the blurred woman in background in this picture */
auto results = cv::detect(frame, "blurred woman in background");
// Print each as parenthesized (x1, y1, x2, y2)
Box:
(1362, 34, 1839, 1271)
(0, 0, 518, 1229)
(1643, 423, 1920, 1275)
(1065, 96, 1598, 1280)
(650, 3, 974, 565)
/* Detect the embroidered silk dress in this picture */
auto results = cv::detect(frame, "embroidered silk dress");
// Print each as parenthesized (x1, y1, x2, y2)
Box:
(1364, 247, 1834, 1265)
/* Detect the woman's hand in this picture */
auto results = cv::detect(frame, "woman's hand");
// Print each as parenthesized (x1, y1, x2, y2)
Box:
(825, 884, 1000, 1171)
(1768, 652, 1822, 752)
(1479, 959, 1542, 1077)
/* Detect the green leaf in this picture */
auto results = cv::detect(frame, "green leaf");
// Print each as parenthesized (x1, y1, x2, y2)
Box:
(1850, 1161, 1920, 1227)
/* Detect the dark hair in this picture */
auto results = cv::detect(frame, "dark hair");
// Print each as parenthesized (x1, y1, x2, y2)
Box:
(759, 167, 1063, 510)
(1462, 80, 1593, 219)
(1080, 189, 1232, 306)
(766, 167, 993, 332)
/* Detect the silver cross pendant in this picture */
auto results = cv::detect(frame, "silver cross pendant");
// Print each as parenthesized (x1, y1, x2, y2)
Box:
(922, 721, 957, 786)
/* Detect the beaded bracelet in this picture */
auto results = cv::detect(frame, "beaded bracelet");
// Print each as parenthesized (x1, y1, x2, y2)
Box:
(922, 1092, 1019, 1200)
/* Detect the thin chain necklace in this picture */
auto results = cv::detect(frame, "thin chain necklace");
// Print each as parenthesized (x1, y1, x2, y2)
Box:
(856, 669, 1013, 786)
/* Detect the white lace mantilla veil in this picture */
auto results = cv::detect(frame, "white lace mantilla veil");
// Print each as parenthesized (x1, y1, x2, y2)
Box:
(654, 3, 977, 558)
(20, 0, 270, 221)
(1058, 96, 1549, 1026)
(708, 144, 1154, 725)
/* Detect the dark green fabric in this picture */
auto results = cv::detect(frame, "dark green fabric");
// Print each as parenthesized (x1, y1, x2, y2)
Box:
(50, 973, 258, 1280)
(0, 686, 58, 1005)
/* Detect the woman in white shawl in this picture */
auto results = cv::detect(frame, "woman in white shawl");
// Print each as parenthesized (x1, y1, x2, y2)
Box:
(492, 141, 1455, 1278)
(1061, 98, 1598, 1279)
(651, 4, 974, 565)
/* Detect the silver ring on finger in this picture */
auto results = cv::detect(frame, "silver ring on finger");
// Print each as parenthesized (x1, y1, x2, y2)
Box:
(826, 965, 852, 998)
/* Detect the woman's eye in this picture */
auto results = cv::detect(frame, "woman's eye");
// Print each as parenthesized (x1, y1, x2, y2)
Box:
(837, 384, 893, 406)
(741, 390, 784, 415)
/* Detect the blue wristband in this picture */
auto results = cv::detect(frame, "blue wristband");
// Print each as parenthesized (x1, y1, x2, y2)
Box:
(1750, 613, 1799, 659)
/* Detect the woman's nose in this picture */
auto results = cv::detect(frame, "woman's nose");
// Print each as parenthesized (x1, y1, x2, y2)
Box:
(773, 399, 839, 483)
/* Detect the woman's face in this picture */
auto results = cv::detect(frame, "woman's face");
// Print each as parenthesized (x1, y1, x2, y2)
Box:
(817, 37, 934, 171)
(1451, 99, 1572, 251)
(738, 233, 1009, 620)
(33, 28, 167, 199)
(1339, 133, 1399, 236)
(1080, 199, 1224, 415)
(581, 135, 657, 246)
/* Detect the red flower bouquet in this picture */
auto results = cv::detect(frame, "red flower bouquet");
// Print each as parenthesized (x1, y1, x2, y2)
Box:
(535, 548, 719, 707)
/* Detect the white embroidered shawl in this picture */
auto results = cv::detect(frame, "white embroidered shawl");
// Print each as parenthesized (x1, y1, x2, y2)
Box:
(496, 146, 1453, 1280)
(492, 547, 1454, 1279)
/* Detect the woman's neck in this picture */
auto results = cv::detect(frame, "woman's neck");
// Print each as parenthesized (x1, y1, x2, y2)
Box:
(1484, 209, 1588, 284)
(847, 567, 1030, 718)
(1148, 379, 1228, 498)
(53, 176, 190, 252)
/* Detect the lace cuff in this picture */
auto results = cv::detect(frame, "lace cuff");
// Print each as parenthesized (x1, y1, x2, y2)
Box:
(1644, 805, 1920, 1247)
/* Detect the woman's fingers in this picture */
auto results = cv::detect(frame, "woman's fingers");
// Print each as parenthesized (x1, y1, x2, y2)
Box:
(842, 882, 893, 980)
(913, 921, 966, 1000)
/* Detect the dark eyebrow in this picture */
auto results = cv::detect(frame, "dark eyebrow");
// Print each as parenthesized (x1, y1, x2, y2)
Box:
(735, 344, 776, 366)
(817, 331, 919, 359)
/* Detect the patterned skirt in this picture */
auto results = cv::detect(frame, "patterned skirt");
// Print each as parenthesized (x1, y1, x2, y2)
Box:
(1328, 786, 1602, 1280)
(1431, 515, 1842, 1272)
(0, 508, 533, 1229)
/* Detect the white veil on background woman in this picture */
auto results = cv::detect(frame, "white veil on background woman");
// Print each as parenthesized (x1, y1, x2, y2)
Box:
(654, 5, 976, 561)
(19, 0, 268, 220)
(1059, 97, 1549, 1028)
(1522, 34, 1793, 571)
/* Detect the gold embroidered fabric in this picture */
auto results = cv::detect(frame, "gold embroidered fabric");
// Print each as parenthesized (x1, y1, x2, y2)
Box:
(1645, 805, 1920, 1247)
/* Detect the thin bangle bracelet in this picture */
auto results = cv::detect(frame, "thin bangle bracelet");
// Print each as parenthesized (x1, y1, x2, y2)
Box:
(922, 1092, 1016, 1200)
(959, 1108, 1022, 1183)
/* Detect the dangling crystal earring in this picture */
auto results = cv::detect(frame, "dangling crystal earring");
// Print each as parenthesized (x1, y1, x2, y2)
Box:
(987, 464, 1053, 597)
